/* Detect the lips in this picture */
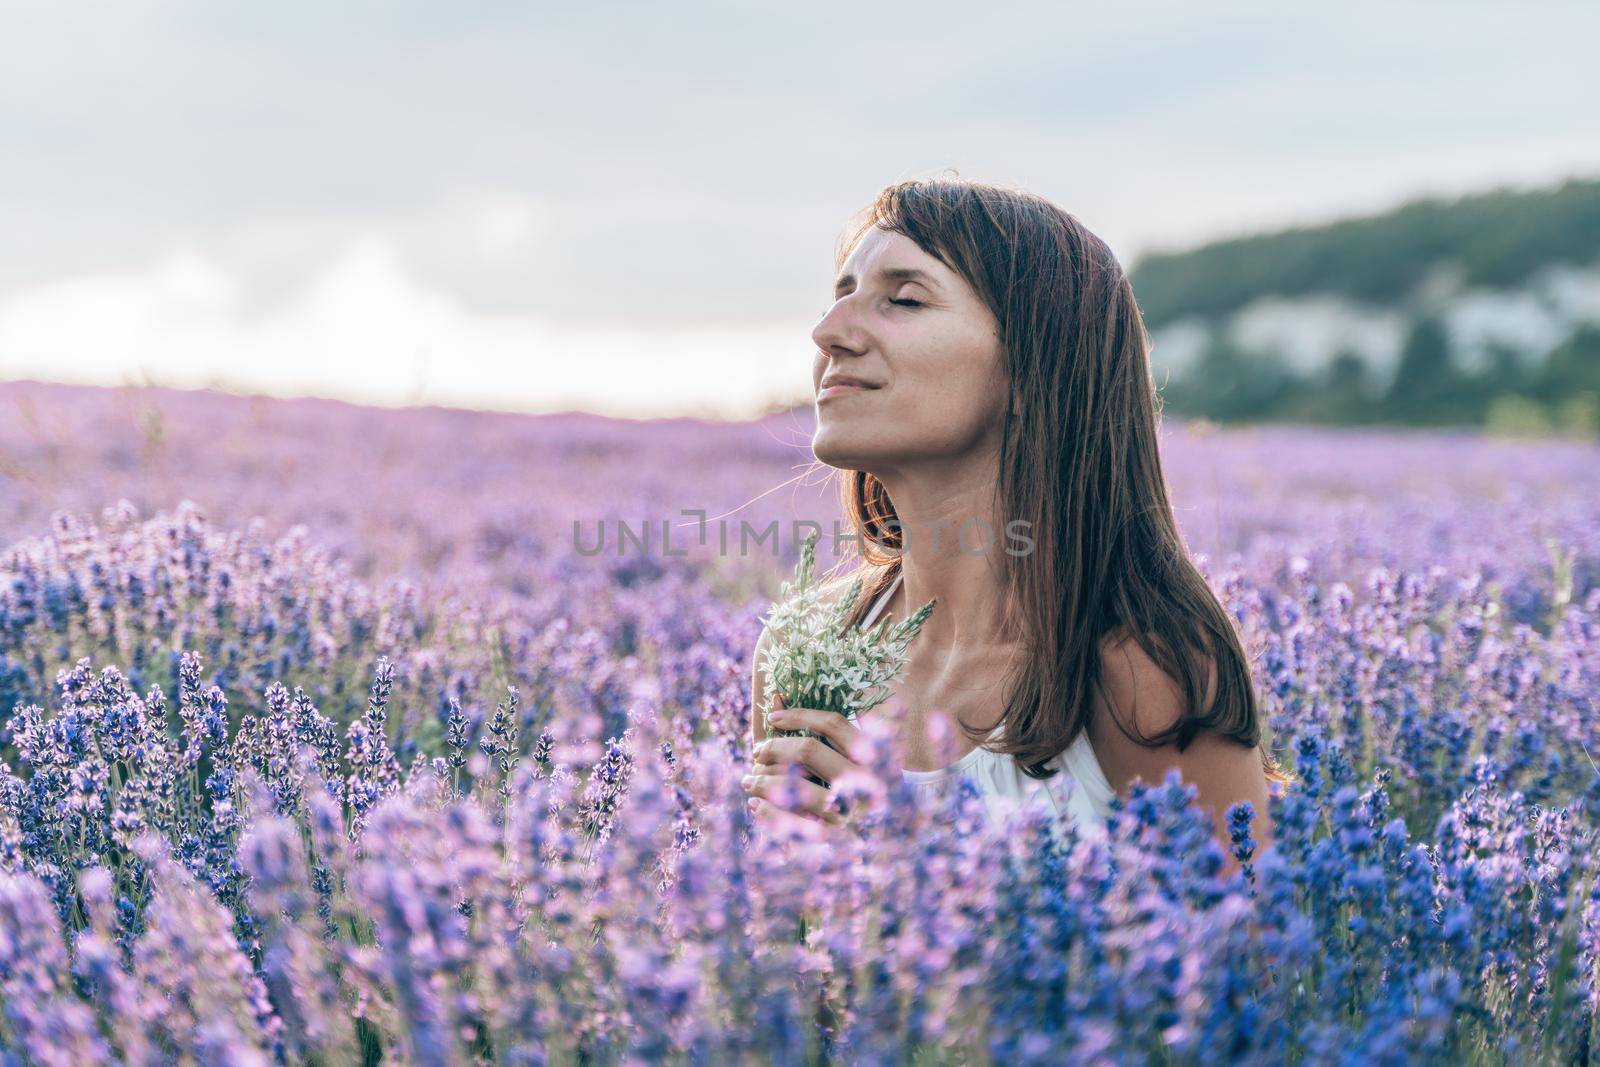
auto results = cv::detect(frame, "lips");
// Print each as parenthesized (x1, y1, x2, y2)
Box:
(818, 376, 882, 392)
(817, 380, 880, 401)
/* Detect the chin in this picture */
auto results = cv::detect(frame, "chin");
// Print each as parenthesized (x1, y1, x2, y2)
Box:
(811, 423, 879, 472)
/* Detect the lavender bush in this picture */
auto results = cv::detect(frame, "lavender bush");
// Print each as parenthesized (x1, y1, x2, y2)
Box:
(0, 381, 1595, 1063)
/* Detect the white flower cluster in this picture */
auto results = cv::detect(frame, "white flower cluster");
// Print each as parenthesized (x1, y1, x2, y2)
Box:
(758, 529, 936, 740)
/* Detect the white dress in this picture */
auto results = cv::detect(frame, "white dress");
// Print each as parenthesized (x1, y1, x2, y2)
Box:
(862, 569, 1116, 834)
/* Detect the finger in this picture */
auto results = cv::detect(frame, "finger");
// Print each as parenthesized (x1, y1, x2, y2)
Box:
(749, 795, 845, 833)
(748, 796, 831, 832)
(751, 736, 852, 782)
(767, 705, 860, 755)
(814, 795, 847, 827)
(750, 751, 825, 789)
(748, 752, 827, 789)
(748, 790, 825, 831)
(742, 768, 834, 815)
(745, 777, 851, 831)
(744, 767, 828, 807)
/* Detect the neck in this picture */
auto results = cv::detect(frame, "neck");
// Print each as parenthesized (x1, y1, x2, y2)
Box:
(873, 456, 1016, 656)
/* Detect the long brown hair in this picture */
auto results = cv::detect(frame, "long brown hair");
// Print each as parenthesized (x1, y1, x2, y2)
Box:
(822, 175, 1288, 786)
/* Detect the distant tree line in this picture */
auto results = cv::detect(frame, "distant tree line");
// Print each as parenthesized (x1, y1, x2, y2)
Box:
(1128, 177, 1600, 327)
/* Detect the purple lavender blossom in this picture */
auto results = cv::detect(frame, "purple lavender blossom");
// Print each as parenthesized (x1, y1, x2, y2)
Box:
(0, 386, 1592, 1061)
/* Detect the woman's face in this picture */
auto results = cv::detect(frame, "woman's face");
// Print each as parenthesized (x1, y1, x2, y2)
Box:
(810, 226, 1010, 474)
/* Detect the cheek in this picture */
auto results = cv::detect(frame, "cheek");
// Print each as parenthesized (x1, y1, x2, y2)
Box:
(907, 331, 1007, 414)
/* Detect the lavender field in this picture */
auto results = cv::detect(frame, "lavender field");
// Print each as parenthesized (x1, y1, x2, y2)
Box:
(1, 380, 1597, 1065)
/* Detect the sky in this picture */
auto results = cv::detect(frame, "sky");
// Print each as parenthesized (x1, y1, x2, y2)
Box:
(1, 1, 1597, 420)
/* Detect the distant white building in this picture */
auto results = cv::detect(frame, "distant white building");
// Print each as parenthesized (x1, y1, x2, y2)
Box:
(1145, 255, 1600, 393)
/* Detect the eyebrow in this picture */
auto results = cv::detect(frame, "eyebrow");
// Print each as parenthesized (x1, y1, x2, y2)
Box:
(833, 266, 940, 295)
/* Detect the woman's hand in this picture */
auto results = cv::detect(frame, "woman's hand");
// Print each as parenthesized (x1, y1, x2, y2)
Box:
(743, 695, 862, 827)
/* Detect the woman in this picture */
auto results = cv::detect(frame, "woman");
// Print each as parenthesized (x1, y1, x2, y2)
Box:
(742, 176, 1286, 854)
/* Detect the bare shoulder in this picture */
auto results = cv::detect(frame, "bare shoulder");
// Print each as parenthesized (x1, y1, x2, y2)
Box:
(1092, 629, 1218, 741)
(1088, 630, 1266, 826)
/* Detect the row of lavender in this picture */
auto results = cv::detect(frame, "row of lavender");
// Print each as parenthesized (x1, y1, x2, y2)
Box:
(2, 383, 1594, 612)
(0, 382, 1596, 1063)
(1, 505, 1594, 1063)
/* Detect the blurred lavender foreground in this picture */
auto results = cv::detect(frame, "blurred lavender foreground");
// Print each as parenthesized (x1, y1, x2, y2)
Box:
(0, 381, 1597, 1065)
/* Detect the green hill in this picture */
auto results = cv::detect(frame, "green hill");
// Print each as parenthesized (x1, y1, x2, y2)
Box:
(1130, 176, 1600, 326)
(1127, 176, 1600, 436)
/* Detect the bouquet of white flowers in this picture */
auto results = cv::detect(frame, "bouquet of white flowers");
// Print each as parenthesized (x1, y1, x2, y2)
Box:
(759, 528, 936, 740)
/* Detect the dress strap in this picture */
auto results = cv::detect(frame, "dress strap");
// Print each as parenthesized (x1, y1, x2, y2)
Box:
(859, 569, 903, 630)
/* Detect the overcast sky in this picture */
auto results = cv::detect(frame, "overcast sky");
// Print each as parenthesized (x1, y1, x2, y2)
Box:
(2, 1, 1597, 418)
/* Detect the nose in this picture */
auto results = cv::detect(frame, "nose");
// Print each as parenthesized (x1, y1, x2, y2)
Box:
(811, 294, 864, 358)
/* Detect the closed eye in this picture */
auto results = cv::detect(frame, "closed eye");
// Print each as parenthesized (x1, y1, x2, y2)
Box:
(889, 298, 922, 308)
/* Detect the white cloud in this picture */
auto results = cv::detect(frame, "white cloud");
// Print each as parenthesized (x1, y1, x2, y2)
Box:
(0, 236, 815, 419)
